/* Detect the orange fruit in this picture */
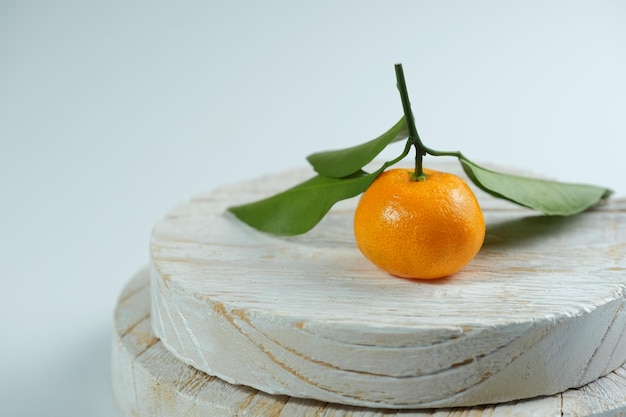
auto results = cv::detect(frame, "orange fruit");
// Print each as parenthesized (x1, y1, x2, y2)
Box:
(353, 168, 485, 279)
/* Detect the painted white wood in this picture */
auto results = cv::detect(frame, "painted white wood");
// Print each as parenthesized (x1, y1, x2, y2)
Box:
(148, 161, 626, 409)
(112, 268, 626, 416)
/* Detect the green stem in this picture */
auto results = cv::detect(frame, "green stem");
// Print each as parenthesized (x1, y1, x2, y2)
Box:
(394, 64, 465, 174)
(395, 63, 426, 180)
(425, 148, 462, 159)
(386, 136, 414, 168)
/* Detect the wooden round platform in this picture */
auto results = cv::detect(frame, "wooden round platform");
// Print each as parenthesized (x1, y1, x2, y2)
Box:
(148, 163, 626, 409)
(112, 268, 626, 417)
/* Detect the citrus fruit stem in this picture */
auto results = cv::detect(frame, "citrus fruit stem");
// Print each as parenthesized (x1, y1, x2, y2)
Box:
(395, 63, 465, 179)
(394, 63, 427, 181)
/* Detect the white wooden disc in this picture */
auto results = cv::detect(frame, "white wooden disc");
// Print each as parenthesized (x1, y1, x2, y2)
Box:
(149, 161, 626, 409)
(112, 267, 626, 416)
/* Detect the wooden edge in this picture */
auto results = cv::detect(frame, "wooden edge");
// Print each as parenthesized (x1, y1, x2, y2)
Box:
(112, 267, 626, 416)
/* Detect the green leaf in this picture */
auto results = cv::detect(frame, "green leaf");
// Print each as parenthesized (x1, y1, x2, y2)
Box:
(306, 117, 408, 178)
(458, 156, 612, 215)
(228, 169, 383, 236)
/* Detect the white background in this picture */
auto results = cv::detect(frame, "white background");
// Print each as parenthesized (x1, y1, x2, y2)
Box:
(1, 1, 625, 416)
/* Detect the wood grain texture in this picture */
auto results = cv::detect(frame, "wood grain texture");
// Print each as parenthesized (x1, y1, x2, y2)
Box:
(112, 268, 626, 417)
(148, 161, 626, 408)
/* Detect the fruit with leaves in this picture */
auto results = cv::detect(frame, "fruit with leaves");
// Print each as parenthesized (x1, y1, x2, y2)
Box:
(228, 63, 611, 280)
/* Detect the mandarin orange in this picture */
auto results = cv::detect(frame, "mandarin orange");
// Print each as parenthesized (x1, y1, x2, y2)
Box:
(353, 168, 485, 279)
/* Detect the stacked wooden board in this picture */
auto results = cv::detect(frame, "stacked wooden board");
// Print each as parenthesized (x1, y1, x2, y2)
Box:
(112, 163, 626, 416)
